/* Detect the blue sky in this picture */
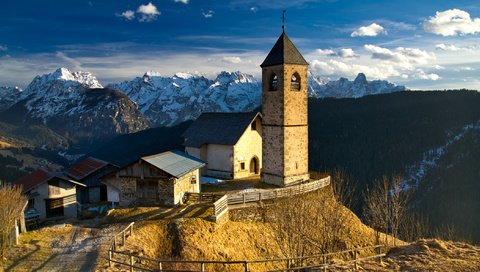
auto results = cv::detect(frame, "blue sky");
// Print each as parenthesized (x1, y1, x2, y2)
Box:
(1, 0, 479, 90)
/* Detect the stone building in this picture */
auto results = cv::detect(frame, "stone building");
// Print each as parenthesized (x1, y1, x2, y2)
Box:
(102, 150, 205, 206)
(14, 169, 86, 219)
(183, 112, 262, 179)
(64, 157, 118, 204)
(260, 31, 310, 187)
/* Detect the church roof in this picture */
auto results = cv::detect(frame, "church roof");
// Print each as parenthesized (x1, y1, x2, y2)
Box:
(260, 32, 308, 67)
(183, 112, 261, 148)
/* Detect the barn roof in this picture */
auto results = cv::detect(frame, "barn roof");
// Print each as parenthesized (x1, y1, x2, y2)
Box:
(183, 112, 261, 148)
(260, 32, 308, 68)
(64, 157, 110, 180)
(14, 169, 85, 192)
(142, 150, 205, 178)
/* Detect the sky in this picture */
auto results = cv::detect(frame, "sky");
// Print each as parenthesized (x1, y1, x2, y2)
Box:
(0, 0, 479, 90)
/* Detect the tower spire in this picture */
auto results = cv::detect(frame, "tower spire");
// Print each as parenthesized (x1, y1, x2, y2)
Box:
(282, 10, 286, 33)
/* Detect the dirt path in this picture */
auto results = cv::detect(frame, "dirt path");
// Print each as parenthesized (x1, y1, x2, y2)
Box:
(2, 222, 125, 272)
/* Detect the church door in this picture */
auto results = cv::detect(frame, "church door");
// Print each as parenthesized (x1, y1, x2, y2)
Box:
(250, 157, 259, 175)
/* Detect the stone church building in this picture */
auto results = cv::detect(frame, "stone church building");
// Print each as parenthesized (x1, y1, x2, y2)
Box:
(183, 112, 262, 180)
(260, 31, 310, 187)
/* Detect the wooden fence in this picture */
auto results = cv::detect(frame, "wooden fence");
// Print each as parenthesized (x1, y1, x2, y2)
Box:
(185, 177, 330, 207)
(107, 244, 385, 272)
(108, 222, 135, 268)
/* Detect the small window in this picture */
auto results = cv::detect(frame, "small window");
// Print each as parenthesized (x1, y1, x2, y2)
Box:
(190, 176, 197, 184)
(269, 74, 278, 92)
(251, 120, 256, 131)
(27, 198, 35, 209)
(291, 72, 300, 91)
(240, 162, 245, 170)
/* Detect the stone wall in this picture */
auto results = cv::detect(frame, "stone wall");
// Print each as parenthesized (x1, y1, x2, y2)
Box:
(261, 63, 309, 187)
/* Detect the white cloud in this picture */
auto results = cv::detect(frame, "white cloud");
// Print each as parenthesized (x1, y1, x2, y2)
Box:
(364, 44, 435, 70)
(316, 48, 335, 55)
(351, 23, 386, 37)
(174, 0, 189, 4)
(338, 48, 358, 58)
(0, 44, 7, 51)
(222, 56, 243, 64)
(415, 69, 440, 80)
(310, 59, 399, 80)
(118, 10, 135, 21)
(434, 65, 445, 70)
(250, 7, 258, 13)
(423, 9, 480, 36)
(435, 43, 460, 51)
(458, 66, 475, 71)
(137, 2, 161, 22)
(202, 10, 215, 18)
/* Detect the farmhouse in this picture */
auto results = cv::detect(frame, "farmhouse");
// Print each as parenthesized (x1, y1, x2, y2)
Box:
(102, 150, 205, 206)
(14, 169, 85, 219)
(64, 157, 118, 204)
(183, 112, 262, 179)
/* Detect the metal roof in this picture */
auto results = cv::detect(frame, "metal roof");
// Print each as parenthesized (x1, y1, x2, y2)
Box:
(64, 157, 110, 180)
(260, 32, 308, 68)
(142, 150, 205, 178)
(182, 112, 261, 148)
(14, 169, 85, 192)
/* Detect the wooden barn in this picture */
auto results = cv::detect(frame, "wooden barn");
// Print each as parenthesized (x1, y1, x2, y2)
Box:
(64, 157, 118, 204)
(14, 169, 85, 220)
(183, 112, 262, 179)
(102, 150, 205, 206)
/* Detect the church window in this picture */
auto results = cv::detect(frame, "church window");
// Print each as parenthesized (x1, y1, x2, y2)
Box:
(240, 162, 245, 170)
(191, 175, 197, 184)
(291, 72, 300, 91)
(269, 74, 278, 92)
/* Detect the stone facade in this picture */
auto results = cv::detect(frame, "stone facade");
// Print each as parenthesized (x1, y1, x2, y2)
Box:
(261, 63, 310, 187)
(103, 163, 200, 206)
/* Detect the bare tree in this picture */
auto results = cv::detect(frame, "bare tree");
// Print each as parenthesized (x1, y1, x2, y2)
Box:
(268, 189, 353, 267)
(364, 176, 409, 247)
(327, 168, 356, 209)
(0, 184, 27, 256)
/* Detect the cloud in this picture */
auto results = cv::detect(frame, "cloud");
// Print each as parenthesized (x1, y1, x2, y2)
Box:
(174, 0, 189, 4)
(316, 48, 335, 55)
(118, 10, 135, 21)
(315, 48, 357, 58)
(137, 2, 161, 22)
(364, 44, 435, 70)
(250, 7, 258, 13)
(415, 69, 440, 80)
(423, 9, 480, 36)
(435, 43, 480, 52)
(202, 10, 215, 18)
(351, 23, 386, 37)
(310, 59, 399, 80)
(434, 65, 445, 70)
(338, 48, 358, 58)
(222, 56, 243, 64)
(0, 44, 7, 51)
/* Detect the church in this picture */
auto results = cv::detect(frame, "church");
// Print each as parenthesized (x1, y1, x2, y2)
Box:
(185, 28, 310, 187)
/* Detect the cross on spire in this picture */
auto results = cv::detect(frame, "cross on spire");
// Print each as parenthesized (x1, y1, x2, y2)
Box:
(282, 10, 286, 32)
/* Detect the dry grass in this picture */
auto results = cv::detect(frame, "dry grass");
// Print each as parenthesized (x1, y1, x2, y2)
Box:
(0, 225, 73, 271)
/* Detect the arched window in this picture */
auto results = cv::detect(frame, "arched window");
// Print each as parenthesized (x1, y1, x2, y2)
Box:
(269, 73, 278, 92)
(291, 72, 301, 91)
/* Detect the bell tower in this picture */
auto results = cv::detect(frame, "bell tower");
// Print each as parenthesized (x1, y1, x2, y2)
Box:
(260, 29, 310, 187)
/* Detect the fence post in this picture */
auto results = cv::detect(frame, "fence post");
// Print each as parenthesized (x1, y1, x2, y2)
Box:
(131, 223, 134, 235)
(378, 245, 383, 264)
(109, 249, 112, 268)
(259, 192, 262, 202)
(158, 262, 163, 271)
(322, 255, 327, 272)
(353, 250, 358, 271)
(286, 259, 290, 270)
(244, 261, 249, 272)
(123, 231, 126, 246)
(243, 193, 246, 204)
(130, 255, 134, 272)
(113, 236, 117, 250)
(200, 262, 205, 272)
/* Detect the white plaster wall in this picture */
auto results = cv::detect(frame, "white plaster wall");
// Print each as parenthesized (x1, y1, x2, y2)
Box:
(234, 115, 262, 179)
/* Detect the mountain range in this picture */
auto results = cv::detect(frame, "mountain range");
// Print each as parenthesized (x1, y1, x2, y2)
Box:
(0, 68, 406, 128)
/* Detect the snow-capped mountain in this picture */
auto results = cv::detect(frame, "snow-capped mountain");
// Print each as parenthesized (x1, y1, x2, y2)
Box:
(309, 73, 406, 98)
(1, 68, 149, 145)
(0, 86, 22, 111)
(108, 71, 261, 126)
